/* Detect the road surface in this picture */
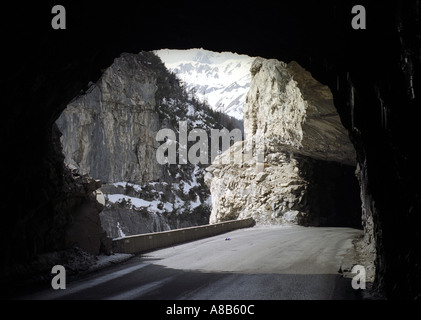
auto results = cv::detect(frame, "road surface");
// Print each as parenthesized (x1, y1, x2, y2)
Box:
(21, 225, 362, 300)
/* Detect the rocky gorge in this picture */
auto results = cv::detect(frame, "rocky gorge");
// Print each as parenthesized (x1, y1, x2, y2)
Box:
(56, 51, 235, 240)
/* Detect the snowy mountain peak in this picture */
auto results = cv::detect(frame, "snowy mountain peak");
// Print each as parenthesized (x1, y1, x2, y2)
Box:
(155, 48, 255, 120)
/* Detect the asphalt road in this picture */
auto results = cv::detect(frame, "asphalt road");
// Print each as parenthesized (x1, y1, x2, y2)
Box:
(21, 225, 363, 300)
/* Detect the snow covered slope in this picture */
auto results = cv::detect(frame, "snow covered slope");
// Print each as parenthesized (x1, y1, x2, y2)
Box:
(155, 48, 254, 120)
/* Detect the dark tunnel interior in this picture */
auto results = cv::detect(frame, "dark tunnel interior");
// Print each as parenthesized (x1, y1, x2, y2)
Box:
(1, 0, 420, 300)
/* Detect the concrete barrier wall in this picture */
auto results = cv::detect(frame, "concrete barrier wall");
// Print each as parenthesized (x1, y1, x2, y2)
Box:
(112, 218, 255, 254)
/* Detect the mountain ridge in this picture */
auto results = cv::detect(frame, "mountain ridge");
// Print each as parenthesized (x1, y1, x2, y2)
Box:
(155, 48, 255, 120)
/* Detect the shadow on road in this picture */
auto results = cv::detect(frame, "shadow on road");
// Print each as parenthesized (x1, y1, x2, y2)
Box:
(14, 258, 366, 300)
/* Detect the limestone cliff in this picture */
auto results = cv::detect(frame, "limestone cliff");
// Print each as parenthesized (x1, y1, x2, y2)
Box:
(57, 53, 162, 184)
(205, 58, 361, 226)
(244, 58, 355, 164)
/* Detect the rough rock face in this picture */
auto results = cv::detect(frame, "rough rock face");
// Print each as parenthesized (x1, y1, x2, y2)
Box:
(56, 53, 163, 184)
(205, 58, 361, 226)
(48, 125, 112, 256)
(244, 58, 355, 164)
(354, 161, 377, 283)
(205, 140, 308, 224)
(62, 166, 112, 255)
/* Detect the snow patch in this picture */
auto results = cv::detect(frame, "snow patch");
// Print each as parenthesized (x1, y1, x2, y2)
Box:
(117, 222, 126, 238)
(90, 253, 134, 270)
(112, 182, 142, 192)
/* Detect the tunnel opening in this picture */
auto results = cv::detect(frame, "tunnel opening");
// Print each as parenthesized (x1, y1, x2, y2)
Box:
(295, 156, 362, 228)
